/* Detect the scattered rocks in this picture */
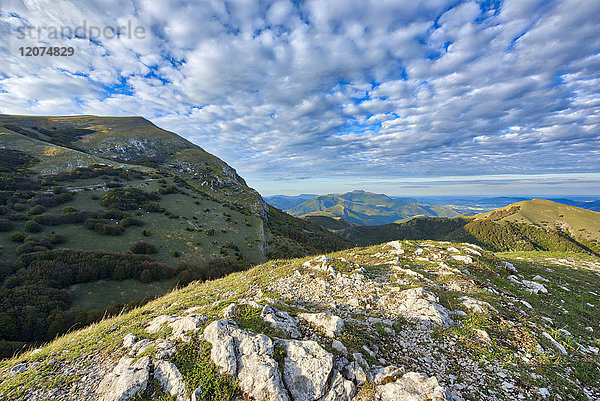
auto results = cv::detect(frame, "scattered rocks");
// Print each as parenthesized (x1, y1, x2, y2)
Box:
(459, 296, 497, 314)
(302, 255, 333, 272)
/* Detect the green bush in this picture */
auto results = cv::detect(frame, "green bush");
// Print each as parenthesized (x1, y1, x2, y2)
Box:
(9, 232, 26, 242)
(24, 220, 42, 233)
(0, 218, 14, 232)
(131, 241, 157, 254)
(101, 187, 159, 211)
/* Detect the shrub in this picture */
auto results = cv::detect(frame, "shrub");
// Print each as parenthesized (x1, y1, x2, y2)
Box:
(61, 206, 78, 214)
(120, 217, 144, 227)
(27, 205, 46, 216)
(49, 232, 68, 244)
(24, 220, 42, 233)
(101, 187, 159, 211)
(0, 218, 14, 232)
(9, 232, 26, 242)
(143, 229, 151, 237)
(130, 241, 157, 255)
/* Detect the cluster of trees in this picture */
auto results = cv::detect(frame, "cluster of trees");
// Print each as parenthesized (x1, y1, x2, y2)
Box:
(454, 220, 595, 253)
(101, 187, 160, 211)
(0, 248, 177, 357)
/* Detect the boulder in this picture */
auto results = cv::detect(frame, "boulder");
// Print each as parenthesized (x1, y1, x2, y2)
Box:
(279, 339, 333, 401)
(203, 319, 289, 401)
(154, 360, 189, 401)
(458, 296, 497, 314)
(451, 255, 473, 264)
(319, 370, 356, 401)
(96, 356, 151, 401)
(299, 312, 344, 337)
(260, 304, 301, 338)
(376, 372, 452, 401)
(522, 280, 548, 294)
(370, 365, 405, 384)
(122, 334, 137, 348)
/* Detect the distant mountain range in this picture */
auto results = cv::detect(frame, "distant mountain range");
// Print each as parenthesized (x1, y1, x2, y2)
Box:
(267, 190, 459, 226)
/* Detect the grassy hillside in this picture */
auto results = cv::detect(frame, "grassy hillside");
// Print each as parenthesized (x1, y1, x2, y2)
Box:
(340, 200, 600, 255)
(287, 190, 458, 225)
(475, 199, 600, 243)
(0, 242, 598, 400)
(0, 114, 353, 358)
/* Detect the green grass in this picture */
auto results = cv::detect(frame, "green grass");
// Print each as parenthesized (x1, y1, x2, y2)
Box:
(69, 278, 177, 310)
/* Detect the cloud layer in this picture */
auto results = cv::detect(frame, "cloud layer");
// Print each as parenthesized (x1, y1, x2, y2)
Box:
(1, 0, 599, 194)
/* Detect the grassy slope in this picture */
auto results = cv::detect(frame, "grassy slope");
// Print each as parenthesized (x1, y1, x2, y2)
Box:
(475, 199, 600, 242)
(0, 244, 598, 400)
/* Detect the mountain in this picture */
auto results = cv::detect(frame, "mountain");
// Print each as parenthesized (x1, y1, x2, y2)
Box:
(339, 200, 600, 254)
(0, 241, 598, 400)
(0, 114, 352, 357)
(286, 190, 459, 225)
(473, 199, 600, 244)
(264, 194, 318, 210)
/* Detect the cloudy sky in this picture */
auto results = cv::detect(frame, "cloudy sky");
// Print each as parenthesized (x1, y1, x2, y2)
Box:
(1, 0, 599, 196)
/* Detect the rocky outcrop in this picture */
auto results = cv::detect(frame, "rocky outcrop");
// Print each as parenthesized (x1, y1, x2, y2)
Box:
(261, 304, 301, 338)
(203, 319, 289, 401)
(153, 360, 189, 401)
(203, 318, 357, 401)
(96, 356, 151, 401)
(279, 339, 333, 401)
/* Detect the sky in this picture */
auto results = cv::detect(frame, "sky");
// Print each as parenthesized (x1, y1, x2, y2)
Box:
(0, 0, 599, 196)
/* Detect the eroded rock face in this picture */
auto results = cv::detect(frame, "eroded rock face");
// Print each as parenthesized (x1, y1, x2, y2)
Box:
(279, 339, 333, 401)
(203, 319, 289, 401)
(376, 372, 452, 401)
(299, 312, 345, 337)
(96, 356, 151, 401)
(153, 360, 189, 401)
(379, 288, 453, 327)
(261, 304, 301, 338)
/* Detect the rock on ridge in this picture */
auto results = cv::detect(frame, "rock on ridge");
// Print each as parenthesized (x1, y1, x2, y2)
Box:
(378, 287, 453, 327)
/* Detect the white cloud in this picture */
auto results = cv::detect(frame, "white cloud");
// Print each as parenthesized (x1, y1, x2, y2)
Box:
(0, 0, 598, 195)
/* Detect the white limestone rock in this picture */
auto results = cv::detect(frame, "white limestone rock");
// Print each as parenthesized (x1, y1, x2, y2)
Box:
(299, 312, 344, 338)
(154, 360, 189, 401)
(279, 339, 333, 401)
(376, 372, 452, 401)
(97, 356, 151, 401)
(260, 304, 301, 338)
(379, 288, 453, 328)
(203, 319, 289, 401)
